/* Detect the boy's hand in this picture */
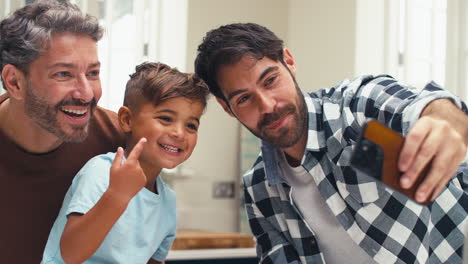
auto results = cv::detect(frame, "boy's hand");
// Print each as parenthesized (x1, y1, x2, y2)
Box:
(398, 99, 468, 203)
(109, 138, 148, 202)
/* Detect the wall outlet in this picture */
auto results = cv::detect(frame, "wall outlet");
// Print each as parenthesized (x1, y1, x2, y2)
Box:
(212, 181, 235, 199)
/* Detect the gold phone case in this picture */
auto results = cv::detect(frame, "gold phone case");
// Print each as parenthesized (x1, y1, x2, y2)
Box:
(351, 119, 430, 205)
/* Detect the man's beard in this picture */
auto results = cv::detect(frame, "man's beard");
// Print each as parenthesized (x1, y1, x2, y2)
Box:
(24, 82, 97, 143)
(244, 84, 308, 149)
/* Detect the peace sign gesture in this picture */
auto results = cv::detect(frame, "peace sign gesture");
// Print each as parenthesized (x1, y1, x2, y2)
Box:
(109, 137, 148, 202)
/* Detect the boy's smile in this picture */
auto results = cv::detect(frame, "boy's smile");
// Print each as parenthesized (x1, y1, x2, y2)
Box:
(125, 97, 203, 176)
(159, 143, 182, 155)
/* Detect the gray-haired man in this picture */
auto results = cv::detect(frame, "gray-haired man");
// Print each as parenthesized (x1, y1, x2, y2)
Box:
(0, 0, 124, 262)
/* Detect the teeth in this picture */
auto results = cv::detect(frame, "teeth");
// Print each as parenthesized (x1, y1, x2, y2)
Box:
(160, 144, 180, 153)
(61, 108, 87, 115)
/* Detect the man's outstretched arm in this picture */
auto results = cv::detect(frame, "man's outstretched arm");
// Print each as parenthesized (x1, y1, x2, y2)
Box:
(398, 98, 468, 203)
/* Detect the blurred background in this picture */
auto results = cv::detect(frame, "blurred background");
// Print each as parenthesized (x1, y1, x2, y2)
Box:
(1, 0, 467, 238)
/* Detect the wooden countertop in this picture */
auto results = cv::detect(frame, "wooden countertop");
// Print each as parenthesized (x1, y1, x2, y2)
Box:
(167, 248, 257, 260)
(171, 229, 255, 250)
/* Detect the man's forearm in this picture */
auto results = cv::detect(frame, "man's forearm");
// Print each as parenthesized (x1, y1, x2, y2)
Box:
(421, 98, 468, 145)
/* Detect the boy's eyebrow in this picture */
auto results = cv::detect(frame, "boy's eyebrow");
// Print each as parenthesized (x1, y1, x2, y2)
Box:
(191, 116, 200, 124)
(226, 66, 279, 102)
(156, 109, 200, 124)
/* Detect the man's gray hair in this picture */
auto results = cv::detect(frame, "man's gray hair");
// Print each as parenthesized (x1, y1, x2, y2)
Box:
(0, 0, 103, 80)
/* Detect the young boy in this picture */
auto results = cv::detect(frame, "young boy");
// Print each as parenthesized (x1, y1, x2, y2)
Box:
(41, 62, 210, 264)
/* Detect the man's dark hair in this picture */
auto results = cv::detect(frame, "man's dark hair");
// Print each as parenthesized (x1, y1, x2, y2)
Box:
(194, 23, 284, 102)
(124, 62, 210, 112)
(0, 0, 103, 87)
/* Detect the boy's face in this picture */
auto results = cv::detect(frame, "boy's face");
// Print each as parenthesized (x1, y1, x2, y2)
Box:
(127, 97, 203, 171)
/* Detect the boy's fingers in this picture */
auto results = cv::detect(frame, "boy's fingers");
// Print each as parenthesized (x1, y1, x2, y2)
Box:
(127, 137, 147, 161)
(111, 147, 124, 169)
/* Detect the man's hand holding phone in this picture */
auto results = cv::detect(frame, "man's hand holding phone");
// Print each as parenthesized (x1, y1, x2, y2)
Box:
(400, 99, 468, 203)
(351, 112, 467, 204)
(351, 119, 432, 204)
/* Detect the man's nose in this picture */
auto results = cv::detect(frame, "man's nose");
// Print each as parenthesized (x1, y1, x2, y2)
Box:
(72, 75, 95, 102)
(257, 91, 276, 114)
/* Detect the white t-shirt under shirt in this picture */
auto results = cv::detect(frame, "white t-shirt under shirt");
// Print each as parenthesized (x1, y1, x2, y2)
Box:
(278, 152, 377, 264)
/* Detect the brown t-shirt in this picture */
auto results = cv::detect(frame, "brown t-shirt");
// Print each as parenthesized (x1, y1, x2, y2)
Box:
(0, 94, 126, 263)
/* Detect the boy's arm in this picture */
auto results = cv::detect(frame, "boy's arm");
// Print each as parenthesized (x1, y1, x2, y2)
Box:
(147, 259, 163, 264)
(60, 138, 147, 264)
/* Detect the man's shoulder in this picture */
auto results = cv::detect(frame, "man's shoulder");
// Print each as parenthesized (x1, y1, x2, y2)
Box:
(307, 74, 395, 98)
(243, 155, 267, 188)
(86, 106, 125, 147)
(93, 106, 119, 123)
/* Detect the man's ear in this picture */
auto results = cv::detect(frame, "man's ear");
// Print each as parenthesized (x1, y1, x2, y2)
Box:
(1, 64, 27, 100)
(118, 106, 133, 133)
(216, 97, 235, 117)
(283, 48, 297, 77)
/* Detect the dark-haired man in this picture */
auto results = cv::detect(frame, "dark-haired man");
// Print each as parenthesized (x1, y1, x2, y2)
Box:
(195, 23, 468, 263)
(0, 0, 125, 262)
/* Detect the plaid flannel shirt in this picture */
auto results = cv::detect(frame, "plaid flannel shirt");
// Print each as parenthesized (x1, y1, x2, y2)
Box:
(243, 75, 468, 264)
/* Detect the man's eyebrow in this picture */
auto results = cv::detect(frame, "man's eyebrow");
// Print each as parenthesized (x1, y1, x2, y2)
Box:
(48, 62, 76, 69)
(88, 62, 101, 68)
(257, 66, 279, 84)
(48, 62, 101, 69)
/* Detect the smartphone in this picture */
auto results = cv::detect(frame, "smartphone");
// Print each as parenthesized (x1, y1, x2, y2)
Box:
(350, 119, 431, 205)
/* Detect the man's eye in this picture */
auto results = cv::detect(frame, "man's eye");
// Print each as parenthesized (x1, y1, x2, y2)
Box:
(237, 95, 250, 105)
(264, 76, 277, 86)
(55, 72, 72, 78)
(87, 70, 100, 77)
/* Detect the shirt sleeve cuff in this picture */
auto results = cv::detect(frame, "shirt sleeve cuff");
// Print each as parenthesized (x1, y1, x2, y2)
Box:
(402, 85, 463, 135)
(152, 249, 169, 262)
(65, 203, 90, 218)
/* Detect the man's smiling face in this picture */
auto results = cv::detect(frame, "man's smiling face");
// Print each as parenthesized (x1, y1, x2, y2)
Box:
(216, 52, 307, 148)
(23, 32, 102, 142)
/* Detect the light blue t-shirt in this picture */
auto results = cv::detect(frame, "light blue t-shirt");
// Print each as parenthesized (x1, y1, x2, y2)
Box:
(41, 152, 177, 264)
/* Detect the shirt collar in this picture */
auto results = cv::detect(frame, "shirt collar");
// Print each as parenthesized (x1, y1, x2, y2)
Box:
(260, 91, 325, 185)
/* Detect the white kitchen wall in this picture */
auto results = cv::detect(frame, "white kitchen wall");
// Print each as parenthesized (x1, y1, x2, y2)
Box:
(288, 0, 358, 92)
